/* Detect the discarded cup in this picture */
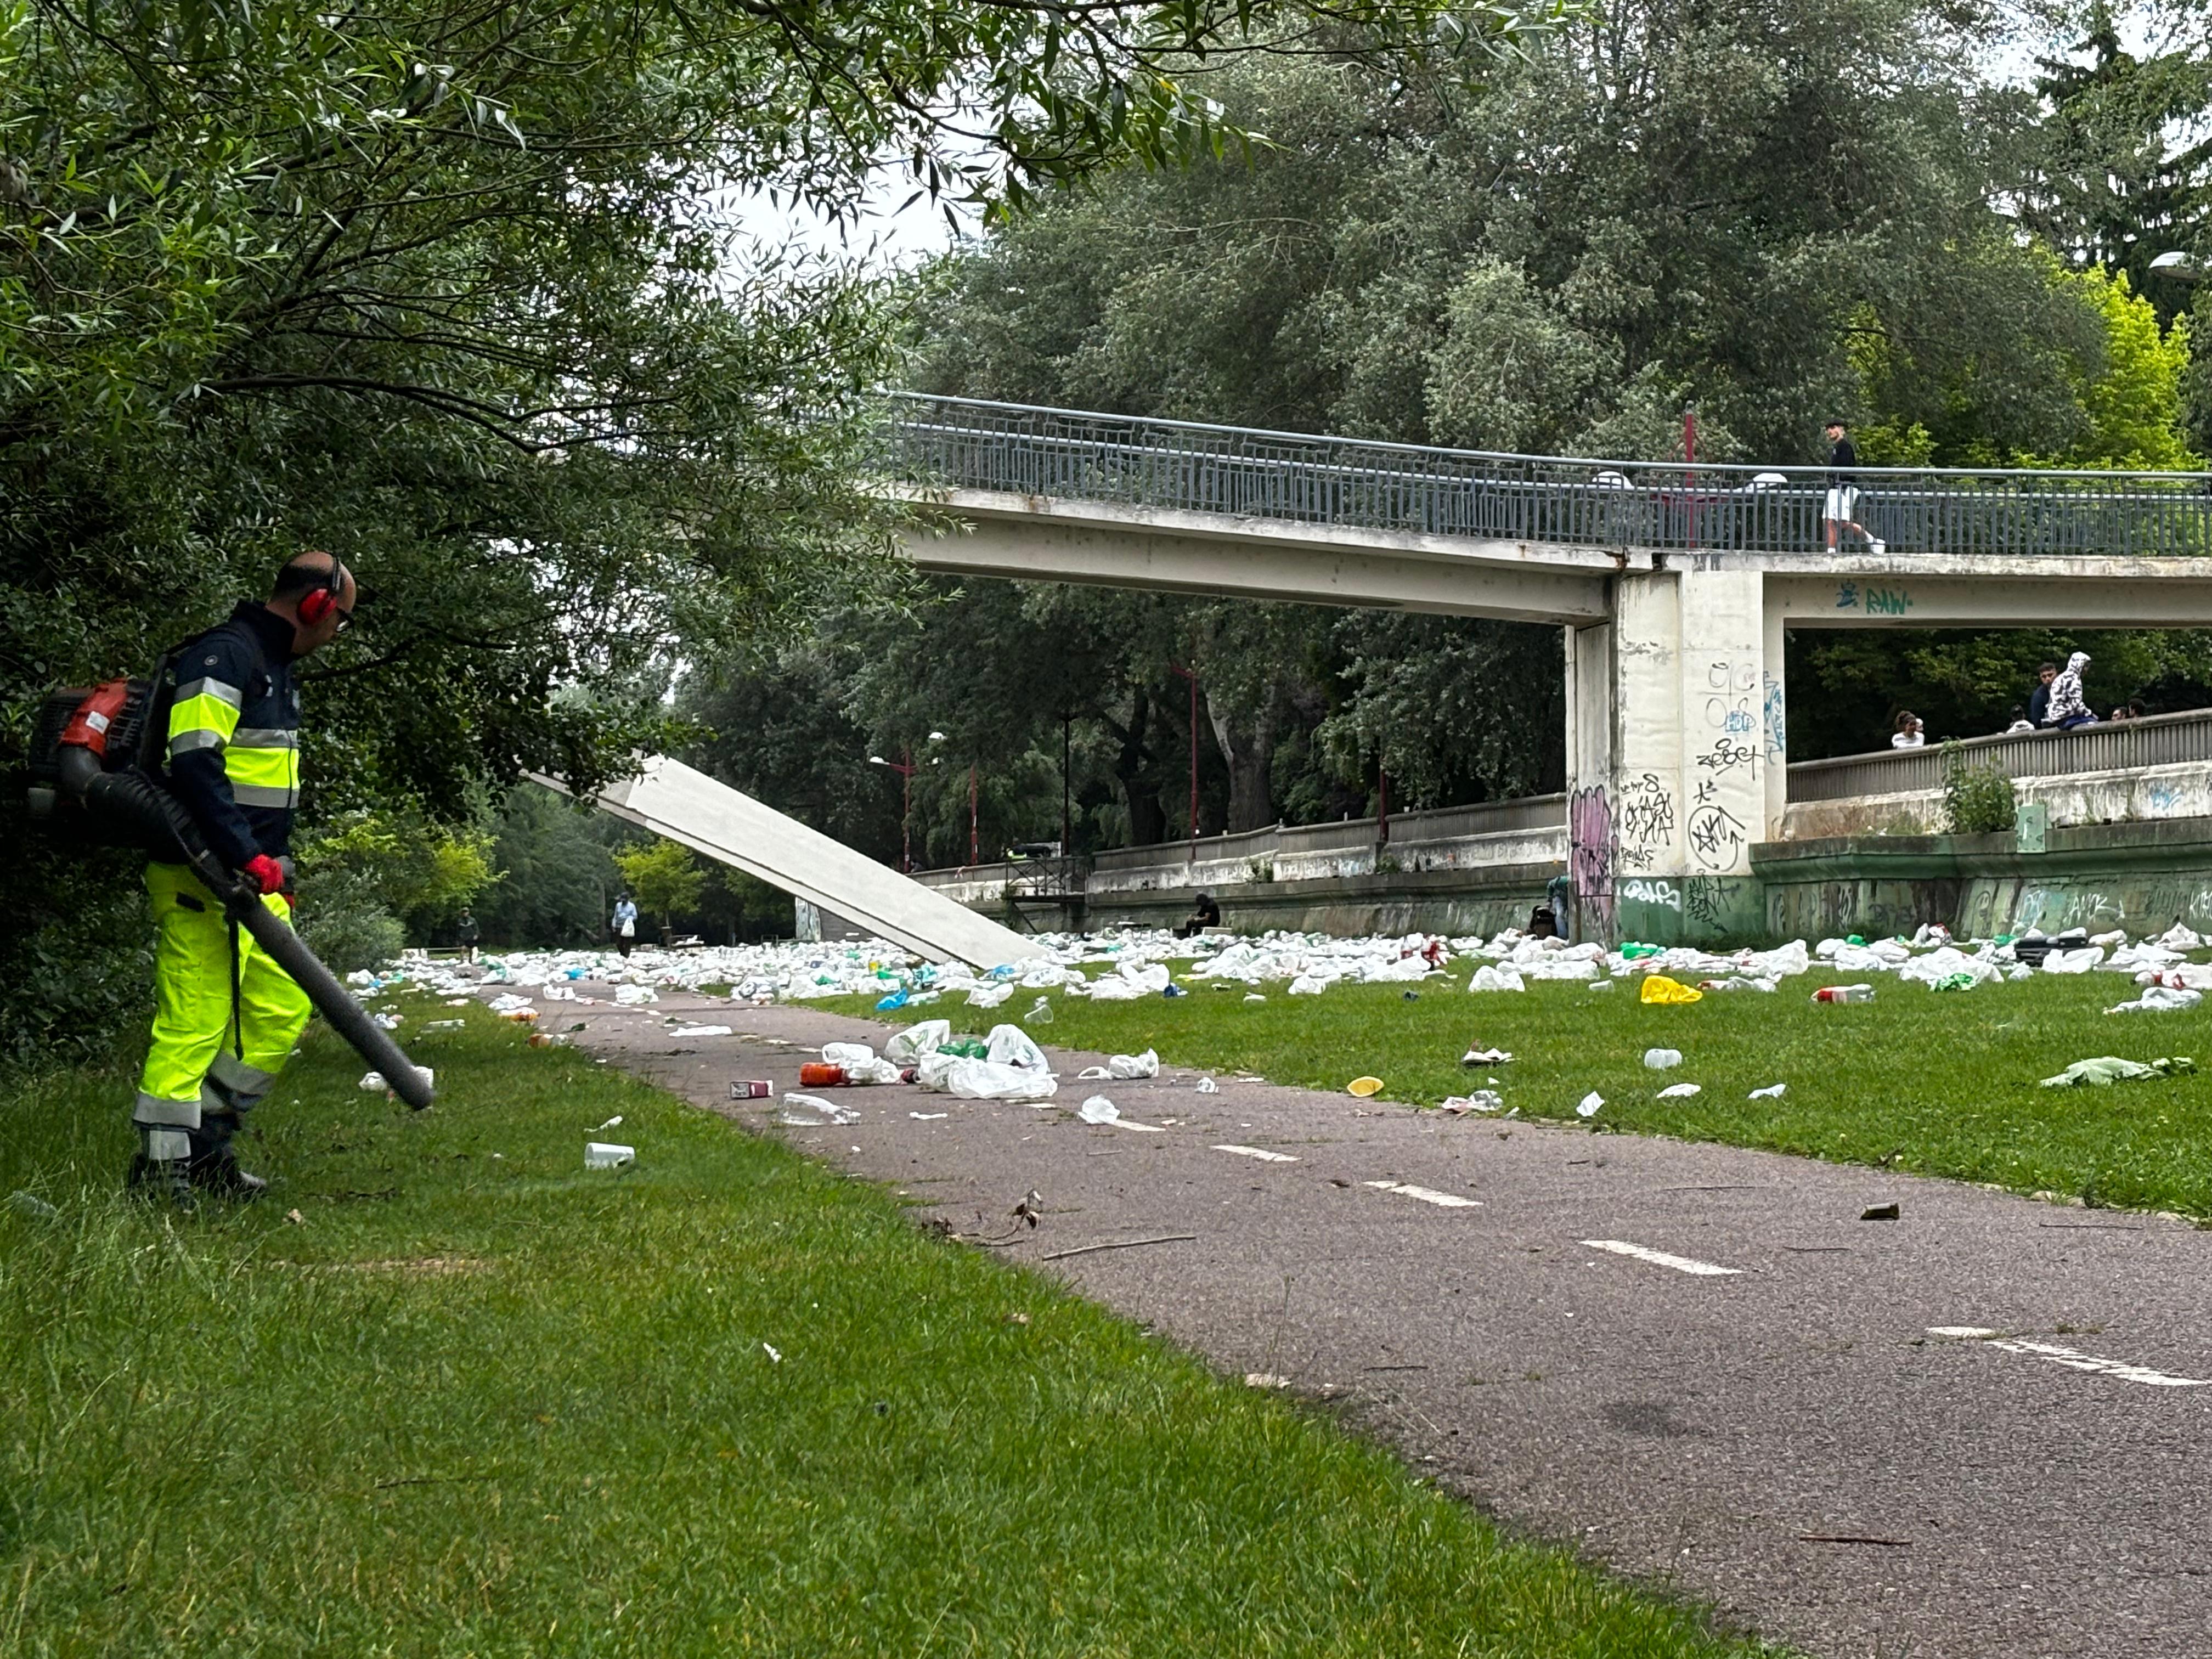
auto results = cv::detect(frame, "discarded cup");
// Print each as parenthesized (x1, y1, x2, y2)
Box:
(1347, 1076, 1384, 1097)
(1024, 996, 1054, 1025)
(1643, 1048, 1682, 1070)
(585, 1142, 635, 1170)
(1812, 985, 1875, 1004)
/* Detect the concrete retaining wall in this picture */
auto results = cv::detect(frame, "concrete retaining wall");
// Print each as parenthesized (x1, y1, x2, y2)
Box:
(1780, 761, 2212, 840)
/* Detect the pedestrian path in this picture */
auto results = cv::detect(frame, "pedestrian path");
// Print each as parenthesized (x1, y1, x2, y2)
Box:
(532, 983, 2212, 1659)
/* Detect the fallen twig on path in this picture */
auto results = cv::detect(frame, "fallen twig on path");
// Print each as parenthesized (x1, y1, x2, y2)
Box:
(1042, 1234, 1198, 1262)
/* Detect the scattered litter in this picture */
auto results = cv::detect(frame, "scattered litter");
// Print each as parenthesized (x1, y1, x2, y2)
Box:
(358, 1067, 433, 1094)
(422, 1019, 465, 1032)
(585, 1142, 635, 1169)
(1576, 1091, 1604, 1118)
(1348, 1076, 1385, 1098)
(2107, 987, 2203, 1014)
(1194, 1077, 1220, 1094)
(1468, 965, 1526, 994)
(1643, 1048, 1683, 1070)
(1587, 980, 1615, 992)
(1024, 996, 1054, 1025)
(1748, 1082, 1787, 1099)
(487, 993, 535, 1015)
(910, 1111, 948, 1121)
(1656, 1082, 1702, 1099)
(1639, 975, 1703, 1005)
(1812, 985, 1874, 1004)
(777, 1093, 863, 1125)
(887, 1019, 951, 1065)
(763, 1342, 781, 1363)
(967, 983, 1014, 1008)
(1243, 994, 1267, 1003)
(669, 1024, 732, 1039)
(284, 1207, 304, 1224)
(1439, 1092, 1504, 1115)
(1077, 1096, 1121, 1125)
(371, 1012, 403, 1030)
(730, 1080, 774, 1099)
(2041, 1055, 2195, 1087)
(1214, 1144, 1297, 1163)
(590, 1115, 624, 1132)
(8, 1191, 58, 1222)
(1460, 1047, 1513, 1066)
(1079, 1051, 1161, 1081)
(1245, 1373, 1293, 1389)
(1861, 1203, 1900, 1221)
(613, 984, 658, 1006)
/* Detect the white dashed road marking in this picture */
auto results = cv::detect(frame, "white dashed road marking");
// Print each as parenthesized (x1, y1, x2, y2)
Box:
(1582, 1239, 1741, 1277)
(1365, 1180, 1482, 1209)
(1215, 1144, 1298, 1163)
(1928, 1327, 2210, 1388)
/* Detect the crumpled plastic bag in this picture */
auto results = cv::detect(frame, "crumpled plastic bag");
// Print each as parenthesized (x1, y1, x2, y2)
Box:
(2040, 1055, 2194, 1087)
(1077, 1049, 1159, 1081)
(945, 1059, 1059, 1102)
(821, 1041, 877, 1066)
(2157, 923, 2204, 951)
(1656, 1082, 1702, 1098)
(1289, 974, 1329, 995)
(2041, 947, 2106, 975)
(1469, 964, 1526, 994)
(1525, 955, 1600, 981)
(2106, 986, 2203, 1014)
(985, 1023, 1052, 1072)
(1640, 975, 1703, 1005)
(967, 982, 1014, 1008)
(886, 1019, 951, 1065)
(1900, 947, 2000, 991)
(1086, 977, 1144, 1001)
(1439, 1091, 1504, 1114)
(613, 984, 658, 1005)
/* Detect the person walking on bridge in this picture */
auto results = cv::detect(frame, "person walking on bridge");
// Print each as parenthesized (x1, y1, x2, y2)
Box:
(1822, 421, 1885, 555)
(130, 552, 356, 1210)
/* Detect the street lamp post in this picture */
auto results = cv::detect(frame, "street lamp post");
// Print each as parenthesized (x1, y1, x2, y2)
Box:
(868, 731, 945, 873)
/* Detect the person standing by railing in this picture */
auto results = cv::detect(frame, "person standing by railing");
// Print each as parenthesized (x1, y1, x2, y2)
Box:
(2028, 661, 2058, 727)
(1822, 421, 1886, 555)
(2046, 652, 2098, 730)
(1891, 712, 1926, 748)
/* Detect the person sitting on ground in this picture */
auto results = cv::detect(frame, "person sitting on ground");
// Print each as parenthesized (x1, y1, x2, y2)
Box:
(2027, 661, 2058, 727)
(2046, 651, 2097, 730)
(2004, 704, 2035, 735)
(1891, 711, 1926, 749)
(1173, 891, 1222, 940)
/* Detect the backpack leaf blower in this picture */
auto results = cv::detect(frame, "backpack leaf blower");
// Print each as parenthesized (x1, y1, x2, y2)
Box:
(26, 673, 436, 1111)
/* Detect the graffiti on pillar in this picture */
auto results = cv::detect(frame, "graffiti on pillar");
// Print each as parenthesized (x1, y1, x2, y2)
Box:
(1612, 772, 1674, 873)
(1684, 874, 1727, 928)
(1621, 878, 1681, 910)
(1568, 786, 1616, 939)
(1696, 736, 1759, 775)
(1688, 803, 1748, 871)
(1762, 673, 1786, 761)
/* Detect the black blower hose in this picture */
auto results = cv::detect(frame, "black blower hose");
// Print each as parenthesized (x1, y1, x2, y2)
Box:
(58, 749, 436, 1110)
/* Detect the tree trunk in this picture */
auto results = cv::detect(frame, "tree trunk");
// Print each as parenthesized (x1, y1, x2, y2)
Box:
(1113, 687, 1167, 846)
(1205, 688, 1280, 833)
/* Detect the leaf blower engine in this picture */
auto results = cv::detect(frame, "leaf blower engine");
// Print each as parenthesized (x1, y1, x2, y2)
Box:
(26, 672, 435, 1110)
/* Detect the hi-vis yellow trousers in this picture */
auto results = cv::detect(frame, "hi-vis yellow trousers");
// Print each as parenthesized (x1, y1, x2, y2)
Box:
(132, 862, 312, 1152)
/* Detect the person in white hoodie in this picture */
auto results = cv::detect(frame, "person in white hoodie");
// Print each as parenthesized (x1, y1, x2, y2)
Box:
(2046, 651, 2097, 730)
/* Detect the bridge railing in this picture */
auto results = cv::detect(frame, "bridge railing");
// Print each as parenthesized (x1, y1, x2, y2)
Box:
(1786, 709, 2212, 800)
(889, 393, 2212, 558)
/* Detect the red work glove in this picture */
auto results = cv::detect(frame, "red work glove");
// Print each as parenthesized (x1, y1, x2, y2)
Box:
(242, 854, 286, 895)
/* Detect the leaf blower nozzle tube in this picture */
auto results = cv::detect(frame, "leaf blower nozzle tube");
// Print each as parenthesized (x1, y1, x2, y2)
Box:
(58, 749, 435, 1110)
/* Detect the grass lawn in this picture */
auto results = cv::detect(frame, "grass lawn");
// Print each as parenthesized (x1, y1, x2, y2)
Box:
(0, 998, 1780, 1657)
(827, 966, 2212, 1221)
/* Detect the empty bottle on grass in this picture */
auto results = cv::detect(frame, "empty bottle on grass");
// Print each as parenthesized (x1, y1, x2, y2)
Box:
(1812, 984, 1875, 1004)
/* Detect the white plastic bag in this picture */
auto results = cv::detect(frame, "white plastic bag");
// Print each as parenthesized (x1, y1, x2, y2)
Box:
(945, 1059, 1059, 1102)
(1108, 1049, 1159, 1080)
(1469, 964, 1527, 994)
(985, 1024, 1052, 1072)
(821, 1041, 877, 1066)
(886, 1019, 952, 1065)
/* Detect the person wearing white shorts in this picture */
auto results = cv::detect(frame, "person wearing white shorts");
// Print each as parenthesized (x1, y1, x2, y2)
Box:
(1822, 420, 1885, 554)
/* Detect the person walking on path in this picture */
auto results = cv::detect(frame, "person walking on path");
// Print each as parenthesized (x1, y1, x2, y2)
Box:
(1891, 712, 1926, 748)
(2028, 661, 2058, 727)
(1822, 421, 1885, 554)
(455, 906, 480, 966)
(129, 552, 356, 1210)
(612, 893, 639, 958)
(2046, 651, 2097, 730)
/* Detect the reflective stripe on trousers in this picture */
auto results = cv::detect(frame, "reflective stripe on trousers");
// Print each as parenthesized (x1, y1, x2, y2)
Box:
(134, 862, 312, 1128)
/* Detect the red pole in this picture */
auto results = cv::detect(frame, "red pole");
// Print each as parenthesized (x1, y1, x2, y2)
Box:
(969, 764, 979, 867)
(1189, 672, 1198, 851)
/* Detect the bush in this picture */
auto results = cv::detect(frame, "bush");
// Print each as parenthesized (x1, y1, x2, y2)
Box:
(1941, 743, 2018, 834)
(297, 893, 407, 975)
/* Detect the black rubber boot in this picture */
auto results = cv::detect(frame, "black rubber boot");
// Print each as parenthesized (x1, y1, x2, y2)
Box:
(187, 1110, 268, 1200)
(128, 1132, 198, 1214)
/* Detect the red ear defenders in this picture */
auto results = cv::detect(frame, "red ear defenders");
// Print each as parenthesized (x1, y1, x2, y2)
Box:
(297, 557, 349, 625)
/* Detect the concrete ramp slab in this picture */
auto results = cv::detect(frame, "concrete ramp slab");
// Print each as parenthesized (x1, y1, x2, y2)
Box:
(534, 755, 1046, 969)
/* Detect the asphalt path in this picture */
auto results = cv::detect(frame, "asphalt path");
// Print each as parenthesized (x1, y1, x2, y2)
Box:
(499, 979, 2212, 1659)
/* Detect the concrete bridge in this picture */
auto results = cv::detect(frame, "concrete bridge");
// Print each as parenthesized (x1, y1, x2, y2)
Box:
(890, 394, 2212, 942)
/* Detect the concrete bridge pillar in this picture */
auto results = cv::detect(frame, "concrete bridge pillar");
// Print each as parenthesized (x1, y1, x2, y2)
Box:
(1566, 566, 1783, 944)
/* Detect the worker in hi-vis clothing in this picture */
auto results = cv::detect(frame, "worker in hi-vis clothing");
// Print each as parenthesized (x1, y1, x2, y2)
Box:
(130, 552, 357, 1209)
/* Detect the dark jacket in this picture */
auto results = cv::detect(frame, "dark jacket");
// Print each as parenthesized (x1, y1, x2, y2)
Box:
(2028, 682, 2052, 727)
(163, 602, 302, 869)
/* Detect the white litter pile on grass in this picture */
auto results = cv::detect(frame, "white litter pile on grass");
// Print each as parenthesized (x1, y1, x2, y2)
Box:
(372, 913, 2212, 1015)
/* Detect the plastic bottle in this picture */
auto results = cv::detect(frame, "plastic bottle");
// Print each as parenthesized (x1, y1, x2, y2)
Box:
(1812, 984, 1875, 1004)
(798, 1062, 849, 1087)
(1643, 1047, 1683, 1070)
